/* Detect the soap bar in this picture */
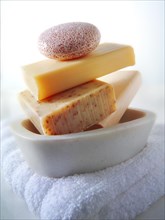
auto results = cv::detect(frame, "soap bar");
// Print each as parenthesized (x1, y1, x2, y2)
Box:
(19, 80, 116, 135)
(98, 70, 142, 127)
(22, 43, 135, 100)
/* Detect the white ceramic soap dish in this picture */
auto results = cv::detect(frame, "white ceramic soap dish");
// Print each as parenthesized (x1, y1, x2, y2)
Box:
(11, 108, 156, 178)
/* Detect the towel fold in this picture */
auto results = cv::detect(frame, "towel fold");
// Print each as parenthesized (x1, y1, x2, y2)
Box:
(1, 121, 164, 220)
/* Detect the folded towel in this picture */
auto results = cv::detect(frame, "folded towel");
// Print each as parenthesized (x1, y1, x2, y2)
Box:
(1, 121, 164, 220)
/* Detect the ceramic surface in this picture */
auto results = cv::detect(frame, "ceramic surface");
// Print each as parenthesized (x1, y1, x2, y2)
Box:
(11, 108, 156, 177)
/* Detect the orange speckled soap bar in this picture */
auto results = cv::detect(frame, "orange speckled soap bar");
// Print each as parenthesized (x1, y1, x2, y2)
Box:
(19, 80, 116, 135)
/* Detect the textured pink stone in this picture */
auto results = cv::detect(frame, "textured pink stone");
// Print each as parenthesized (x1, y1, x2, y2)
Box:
(38, 22, 101, 60)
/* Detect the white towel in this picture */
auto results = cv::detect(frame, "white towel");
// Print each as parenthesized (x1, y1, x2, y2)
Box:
(1, 121, 164, 220)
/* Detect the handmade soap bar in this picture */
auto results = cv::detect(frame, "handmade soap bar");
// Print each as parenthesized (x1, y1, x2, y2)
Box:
(19, 80, 116, 135)
(22, 43, 135, 100)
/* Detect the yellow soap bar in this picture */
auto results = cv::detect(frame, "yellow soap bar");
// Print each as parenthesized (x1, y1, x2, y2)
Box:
(22, 43, 135, 100)
(19, 80, 116, 135)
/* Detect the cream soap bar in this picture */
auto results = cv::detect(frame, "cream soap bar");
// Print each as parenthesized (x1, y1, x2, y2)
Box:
(98, 70, 142, 128)
(19, 80, 116, 135)
(22, 43, 135, 100)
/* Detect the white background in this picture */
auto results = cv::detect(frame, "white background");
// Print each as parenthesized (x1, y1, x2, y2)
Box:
(1, 0, 164, 123)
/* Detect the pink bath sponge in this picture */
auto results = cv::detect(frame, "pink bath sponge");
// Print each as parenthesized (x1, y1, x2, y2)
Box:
(38, 22, 101, 61)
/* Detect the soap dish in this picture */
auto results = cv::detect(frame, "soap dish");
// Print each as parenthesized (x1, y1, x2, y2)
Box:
(11, 108, 156, 178)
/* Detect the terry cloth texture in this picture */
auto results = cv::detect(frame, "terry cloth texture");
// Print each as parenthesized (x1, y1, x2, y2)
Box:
(1, 121, 164, 220)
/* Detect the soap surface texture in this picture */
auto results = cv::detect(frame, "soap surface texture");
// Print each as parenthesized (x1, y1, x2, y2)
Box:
(22, 43, 135, 100)
(19, 80, 116, 135)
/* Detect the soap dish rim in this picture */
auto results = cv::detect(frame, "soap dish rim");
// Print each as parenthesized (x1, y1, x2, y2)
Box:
(10, 108, 156, 141)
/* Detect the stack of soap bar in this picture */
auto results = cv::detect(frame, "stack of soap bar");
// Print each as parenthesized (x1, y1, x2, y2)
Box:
(19, 80, 116, 135)
(22, 43, 135, 100)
